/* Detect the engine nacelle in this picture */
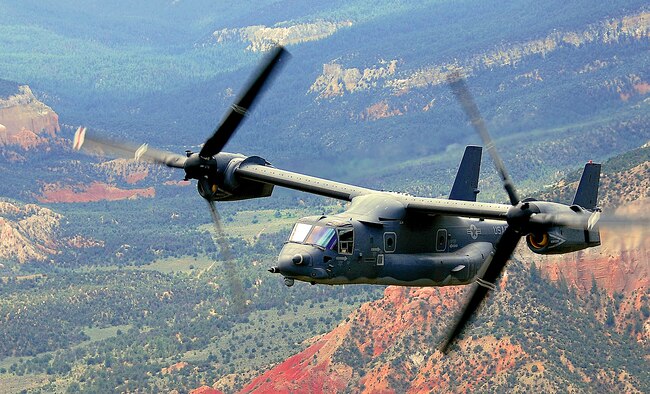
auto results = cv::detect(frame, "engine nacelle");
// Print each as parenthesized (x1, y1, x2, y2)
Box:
(197, 154, 274, 202)
(521, 200, 602, 255)
(526, 226, 600, 254)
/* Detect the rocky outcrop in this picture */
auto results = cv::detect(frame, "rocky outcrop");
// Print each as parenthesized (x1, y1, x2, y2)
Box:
(238, 258, 647, 393)
(235, 184, 648, 393)
(0, 201, 62, 263)
(358, 100, 403, 121)
(0, 84, 60, 149)
(309, 60, 398, 99)
(528, 198, 649, 294)
(389, 11, 650, 93)
(309, 11, 650, 98)
(65, 235, 105, 249)
(212, 20, 352, 52)
(529, 204, 649, 343)
(161, 361, 189, 375)
(38, 182, 155, 203)
(95, 158, 151, 184)
(190, 386, 224, 394)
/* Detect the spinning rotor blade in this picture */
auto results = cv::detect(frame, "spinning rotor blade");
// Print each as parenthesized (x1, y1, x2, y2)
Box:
(448, 73, 519, 206)
(73, 127, 187, 168)
(440, 226, 521, 354)
(207, 200, 247, 315)
(442, 74, 528, 354)
(530, 210, 650, 231)
(199, 46, 289, 158)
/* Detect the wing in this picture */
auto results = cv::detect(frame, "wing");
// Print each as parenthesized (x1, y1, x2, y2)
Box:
(234, 158, 510, 221)
(235, 160, 374, 201)
(402, 196, 509, 221)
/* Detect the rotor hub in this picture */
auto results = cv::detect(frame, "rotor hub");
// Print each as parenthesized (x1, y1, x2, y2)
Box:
(505, 202, 539, 234)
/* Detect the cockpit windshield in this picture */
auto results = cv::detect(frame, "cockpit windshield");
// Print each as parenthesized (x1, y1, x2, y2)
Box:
(288, 223, 338, 250)
(305, 226, 338, 250)
(289, 223, 312, 243)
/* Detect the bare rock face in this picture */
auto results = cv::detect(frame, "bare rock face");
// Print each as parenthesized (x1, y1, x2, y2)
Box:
(95, 158, 151, 184)
(0, 200, 62, 263)
(0, 85, 60, 149)
(309, 60, 398, 99)
(233, 194, 648, 392)
(239, 254, 648, 392)
(525, 198, 649, 295)
(308, 10, 650, 99)
(212, 20, 353, 52)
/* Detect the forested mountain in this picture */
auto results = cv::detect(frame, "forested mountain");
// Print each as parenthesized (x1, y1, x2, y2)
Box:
(0, 1, 647, 393)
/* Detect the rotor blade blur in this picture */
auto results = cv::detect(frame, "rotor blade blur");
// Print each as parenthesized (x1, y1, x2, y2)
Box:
(440, 226, 521, 354)
(199, 46, 289, 158)
(207, 200, 247, 315)
(530, 211, 650, 231)
(73, 127, 187, 168)
(448, 73, 519, 206)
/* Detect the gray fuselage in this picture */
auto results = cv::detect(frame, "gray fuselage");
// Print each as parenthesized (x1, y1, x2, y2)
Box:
(275, 209, 506, 287)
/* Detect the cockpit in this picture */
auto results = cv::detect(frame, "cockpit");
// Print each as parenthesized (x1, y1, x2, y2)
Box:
(288, 222, 354, 255)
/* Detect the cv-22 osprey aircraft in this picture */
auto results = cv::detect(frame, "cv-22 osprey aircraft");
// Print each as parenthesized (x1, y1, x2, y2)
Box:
(74, 47, 627, 352)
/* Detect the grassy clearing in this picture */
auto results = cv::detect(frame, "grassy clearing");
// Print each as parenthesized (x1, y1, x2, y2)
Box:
(0, 373, 50, 394)
(140, 255, 214, 274)
(83, 325, 132, 344)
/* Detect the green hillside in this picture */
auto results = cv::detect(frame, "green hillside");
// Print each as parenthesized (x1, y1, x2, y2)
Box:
(0, 0, 647, 170)
(0, 1, 648, 392)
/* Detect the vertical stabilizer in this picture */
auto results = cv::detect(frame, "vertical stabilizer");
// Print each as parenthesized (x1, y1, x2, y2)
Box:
(449, 145, 482, 201)
(572, 162, 601, 210)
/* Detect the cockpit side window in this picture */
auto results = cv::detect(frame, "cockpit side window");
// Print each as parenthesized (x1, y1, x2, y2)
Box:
(338, 228, 354, 255)
(289, 223, 312, 243)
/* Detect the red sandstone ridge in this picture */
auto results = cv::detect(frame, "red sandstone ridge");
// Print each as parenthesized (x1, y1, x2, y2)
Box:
(239, 286, 467, 394)
(236, 280, 575, 393)
(95, 158, 152, 185)
(38, 182, 155, 203)
(190, 386, 224, 394)
(0, 85, 60, 149)
(234, 263, 645, 392)
(524, 198, 649, 295)
(230, 204, 648, 393)
(240, 325, 353, 394)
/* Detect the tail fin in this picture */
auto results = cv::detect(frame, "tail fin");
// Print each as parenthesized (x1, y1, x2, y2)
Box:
(572, 162, 601, 210)
(449, 145, 482, 201)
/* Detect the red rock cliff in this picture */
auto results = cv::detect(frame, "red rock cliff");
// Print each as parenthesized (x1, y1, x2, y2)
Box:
(0, 85, 60, 149)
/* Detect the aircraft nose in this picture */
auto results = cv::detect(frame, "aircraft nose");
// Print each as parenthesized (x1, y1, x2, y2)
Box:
(274, 253, 306, 277)
(273, 244, 324, 278)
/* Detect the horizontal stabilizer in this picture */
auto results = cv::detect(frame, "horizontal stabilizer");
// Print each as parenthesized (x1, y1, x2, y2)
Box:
(449, 146, 482, 202)
(572, 162, 601, 210)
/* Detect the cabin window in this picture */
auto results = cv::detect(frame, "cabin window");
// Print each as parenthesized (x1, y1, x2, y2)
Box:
(384, 232, 397, 253)
(436, 229, 447, 252)
(338, 228, 354, 255)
